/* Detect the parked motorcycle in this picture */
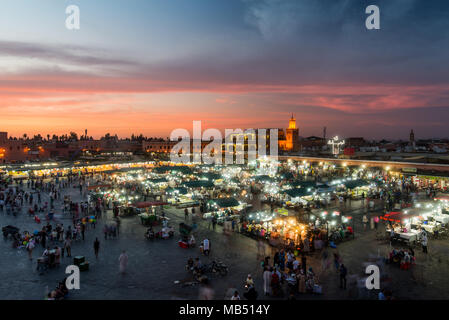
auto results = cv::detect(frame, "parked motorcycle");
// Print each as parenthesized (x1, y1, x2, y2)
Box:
(204, 260, 228, 276)
(186, 259, 228, 277)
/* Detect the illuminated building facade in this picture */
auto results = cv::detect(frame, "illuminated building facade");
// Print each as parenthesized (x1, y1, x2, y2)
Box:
(279, 115, 300, 152)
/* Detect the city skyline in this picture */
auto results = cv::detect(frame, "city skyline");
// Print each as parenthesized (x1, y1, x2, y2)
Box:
(0, 125, 447, 142)
(1, 0, 449, 139)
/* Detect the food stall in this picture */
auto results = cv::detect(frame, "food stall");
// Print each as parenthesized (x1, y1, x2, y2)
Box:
(413, 202, 448, 226)
(282, 187, 314, 207)
(309, 211, 353, 244)
(165, 187, 198, 208)
(204, 197, 250, 223)
(340, 179, 373, 199)
(118, 205, 142, 217)
(380, 209, 432, 244)
(134, 201, 168, 226)
(182, 180, 216, 200)
(242, 212, 310, 250)
(434, 197, 449, 222)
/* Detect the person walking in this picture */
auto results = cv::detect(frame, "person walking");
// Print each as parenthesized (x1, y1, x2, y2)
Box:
(26, 240, 35, 260)
(263, 267, 271, 296)
(212, 214, 217, 231)
(321, 249, 329, 272)
(64, 237, 72, 258)
(370, 216, 375, 230)
(103, 224, 108, 240)
(94, 238, 100, 259)
(339, 264, 347, 289)
(207, 215, 212, 230)
(298, 269, 306, 294)
(115, 218, 120, 236)
(41, 232, 47, 248)
(301, 253, 307, 274)
(81, 223, 85, 240)
(362, 215, 368, 231)
(203, 238, 210, 256)
(279, 250, 285, 271)
(257, 240, 265, 261)
(422, 233, 428, 254)
(119, 250, 128, 275)
(112, 225, 117, 239)
(333, 252, 340, 273)
(184, 208, 189, 221)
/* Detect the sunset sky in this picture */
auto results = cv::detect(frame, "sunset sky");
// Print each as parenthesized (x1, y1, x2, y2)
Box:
(0, 0, 448, 139)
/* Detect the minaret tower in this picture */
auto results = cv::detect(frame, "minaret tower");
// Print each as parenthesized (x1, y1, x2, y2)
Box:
(286, 114, 299, 151)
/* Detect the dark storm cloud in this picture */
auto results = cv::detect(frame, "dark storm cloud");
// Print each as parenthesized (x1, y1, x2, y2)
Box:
(237, 0, 449, 85)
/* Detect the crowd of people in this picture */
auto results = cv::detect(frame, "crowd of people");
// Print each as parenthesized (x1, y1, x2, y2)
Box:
(1, 162, 447, 301)
(0, 173, 110, 278)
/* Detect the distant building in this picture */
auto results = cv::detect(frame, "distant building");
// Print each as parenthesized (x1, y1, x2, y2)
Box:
(347, 137, 365, 147)
(0, 132, 7, 144)
(142, 140, 178, 154)
(299, 136, 326, 150)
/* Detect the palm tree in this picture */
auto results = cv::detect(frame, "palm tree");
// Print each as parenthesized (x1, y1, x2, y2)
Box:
(69, 132, 78, 141)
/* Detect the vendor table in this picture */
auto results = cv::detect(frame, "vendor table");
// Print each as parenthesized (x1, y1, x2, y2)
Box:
(422, 224, 439, 234)
(398, 232, 418, 242)
(386, 230, 419, 243)
(433, 215, 449, 224)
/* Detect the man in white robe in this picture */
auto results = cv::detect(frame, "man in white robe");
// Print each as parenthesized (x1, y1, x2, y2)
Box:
(263, 268, 271, 296)
(119, 250, 128, 274)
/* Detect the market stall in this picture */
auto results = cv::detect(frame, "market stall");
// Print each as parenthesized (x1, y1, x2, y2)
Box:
(204, 197, 250, 223)
(380, 209, 432, 244)
(165, 187, 198, 208)
(241, 213, 322, 252)
(282, 187, 314, 207)
(339, 179, 372, 199)
(134, 201, 169, 226)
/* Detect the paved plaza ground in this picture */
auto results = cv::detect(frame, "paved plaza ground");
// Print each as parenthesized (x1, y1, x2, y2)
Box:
(1, 181, 449, 300)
